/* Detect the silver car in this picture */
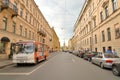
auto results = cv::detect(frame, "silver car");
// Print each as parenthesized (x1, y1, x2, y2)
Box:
(91, 53, 120, 69)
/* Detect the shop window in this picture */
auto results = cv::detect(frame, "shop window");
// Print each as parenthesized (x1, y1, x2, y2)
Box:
(103, 47, 106, 53)
(0, 43, 5, 54)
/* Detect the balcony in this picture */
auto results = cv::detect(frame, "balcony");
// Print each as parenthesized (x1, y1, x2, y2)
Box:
(37, 29, 47, 37)
(0, 0, 18, 18)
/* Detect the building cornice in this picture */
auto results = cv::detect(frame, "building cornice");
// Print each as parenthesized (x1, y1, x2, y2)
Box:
(74, 0, 91, 32)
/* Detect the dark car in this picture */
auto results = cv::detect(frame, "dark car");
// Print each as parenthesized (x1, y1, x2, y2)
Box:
(78, 50, 85, 58)
(112, 62, 120, 76)
(83, 51, 98, 61)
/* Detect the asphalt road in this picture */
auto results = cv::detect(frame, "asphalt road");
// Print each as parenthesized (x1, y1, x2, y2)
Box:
(0, 52, 119, 80)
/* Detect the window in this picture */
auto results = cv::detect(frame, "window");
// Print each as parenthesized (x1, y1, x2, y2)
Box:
(112, 0, 117, 11)
(43, 39, 45, 43)
(89, 9, 91, 16)
(13, 2, 17, 11)
(103, 47, 106, 53)
(29, 31, 31, 39)
(32, 32, 34, 39)
(29, 16, 31, 23)
(85, 39, 86, 45)
(37, 35, 39, 41)
(0, 42, 5, 54)
(102, 30, 105, 42)
(89, 22, 92, 31)
(84, 18, 85, 23)
(25, 28, 27, 37)
(25, 12, 28, 21)
(93, 17, 96, 27)
(86, 25, 88, 33)
(107, 28, 111, 41)
(100, 11, 104, 22)
(93, 3, 94, 11)
(114, 23, 120, 39)
(30, 4, 32, 11)
(26, 0, 28, 7)
(95, 48, 97, 52)
(20, 8, 23, 17)
(12, 22, 16, 33)
(87, 38, 89, 45)
(95, 35, 97, 44)
(20, 25, 22, 36)
(90, 37, 92, 45)
(3, 17, 7, 30)
(105, 6, 109, 18)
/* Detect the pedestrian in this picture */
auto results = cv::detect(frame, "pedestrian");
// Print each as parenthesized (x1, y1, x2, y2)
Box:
(112, 49, 118, 56)
(106, 47, 112, 54)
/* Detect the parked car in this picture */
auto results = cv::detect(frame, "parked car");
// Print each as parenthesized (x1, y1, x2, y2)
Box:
(78, 50, 85, 58)
(83, 51, 99, 61)
(68, 50, 73, 53)
(72, 50, 80, 56)
(112, 62, 120, 76)
(91, 53, 120, 69)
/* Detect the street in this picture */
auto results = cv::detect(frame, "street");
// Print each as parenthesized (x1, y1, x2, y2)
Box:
(0, 52, 119, 80)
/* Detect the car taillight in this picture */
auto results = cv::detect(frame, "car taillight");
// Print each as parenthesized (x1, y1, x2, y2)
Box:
(105, 60, 113, 63)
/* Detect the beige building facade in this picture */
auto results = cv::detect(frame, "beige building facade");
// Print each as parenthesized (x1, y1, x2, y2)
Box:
(51, 27, 60, 52)
(68, 36, 75, 50)
(68, 38, 72, 50)
(73, 0, 120, 56)
(0, 0, 52, 59)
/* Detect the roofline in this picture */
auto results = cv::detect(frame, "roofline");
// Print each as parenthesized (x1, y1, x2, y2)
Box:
(73, 0, 90, 32)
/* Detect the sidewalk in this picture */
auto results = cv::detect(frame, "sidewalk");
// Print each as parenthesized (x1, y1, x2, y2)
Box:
(0, 59, 13, 69)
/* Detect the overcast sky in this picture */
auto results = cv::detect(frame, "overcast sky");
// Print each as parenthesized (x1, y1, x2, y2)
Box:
(34, 0, 85, 46)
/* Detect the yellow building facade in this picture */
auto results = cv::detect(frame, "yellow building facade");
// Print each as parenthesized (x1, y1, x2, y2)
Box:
(0, 0, 52, 59)
(51, 27, 60, 52)
(73, 0, 120, 56)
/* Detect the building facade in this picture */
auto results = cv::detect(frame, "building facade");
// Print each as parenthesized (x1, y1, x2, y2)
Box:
(51, 27, 60, 52)
(73, 0, 120, 56)
(0, 0, 52, 59)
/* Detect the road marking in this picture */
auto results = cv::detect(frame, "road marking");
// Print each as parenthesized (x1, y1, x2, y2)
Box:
(72, 58, 75, 63)
(0, 54, 58, 76)
(0, 73, 29, 76)
(27, 53, 58, 75)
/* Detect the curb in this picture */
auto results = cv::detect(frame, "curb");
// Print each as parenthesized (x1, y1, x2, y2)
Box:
(0, 63, 14, 69)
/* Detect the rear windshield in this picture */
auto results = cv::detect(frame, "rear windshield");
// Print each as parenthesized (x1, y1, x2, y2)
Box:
(104, 54, 119, 58)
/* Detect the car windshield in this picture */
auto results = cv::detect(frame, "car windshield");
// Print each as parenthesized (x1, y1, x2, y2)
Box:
(15, 42, 34, 53)
(104, 54, 119, 58)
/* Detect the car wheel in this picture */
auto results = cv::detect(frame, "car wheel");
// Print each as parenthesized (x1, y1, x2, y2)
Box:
(100, 63, 104, 69)
(35, 58, 38, 65)
(44, 56, 46, 61)
(91, 60, 94, 64)
(112, 66, 120, 76)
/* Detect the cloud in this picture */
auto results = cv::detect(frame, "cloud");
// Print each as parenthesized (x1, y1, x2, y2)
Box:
(34, 0, 85, 46)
